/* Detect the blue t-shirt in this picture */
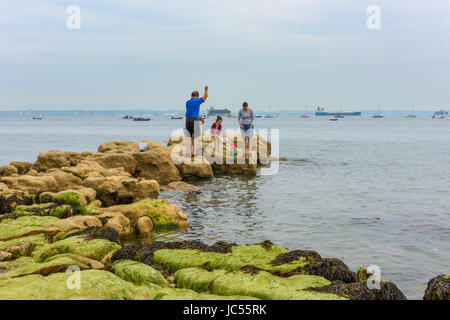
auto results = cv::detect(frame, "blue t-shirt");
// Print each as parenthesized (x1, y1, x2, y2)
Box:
(186, 98, 204, 118)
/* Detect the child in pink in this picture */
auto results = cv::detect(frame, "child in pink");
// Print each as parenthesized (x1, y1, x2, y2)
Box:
(210, 116, 223, 152)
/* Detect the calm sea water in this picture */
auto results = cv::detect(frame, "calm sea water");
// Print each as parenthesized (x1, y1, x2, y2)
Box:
(1, 113, 449, 299)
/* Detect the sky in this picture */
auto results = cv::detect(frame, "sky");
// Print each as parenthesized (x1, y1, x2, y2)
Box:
(0, 0, 449, 111)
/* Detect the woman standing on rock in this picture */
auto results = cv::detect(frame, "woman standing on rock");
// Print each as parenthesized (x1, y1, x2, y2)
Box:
(238, 102, 255, 157)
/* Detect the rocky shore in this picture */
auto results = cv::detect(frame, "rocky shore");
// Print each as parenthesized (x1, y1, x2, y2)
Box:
(0, 136, 448, 300)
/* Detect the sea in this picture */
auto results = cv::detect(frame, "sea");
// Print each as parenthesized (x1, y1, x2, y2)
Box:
(1, 112, 449, 299)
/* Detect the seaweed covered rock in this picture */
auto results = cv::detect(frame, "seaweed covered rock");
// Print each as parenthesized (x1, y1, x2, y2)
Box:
(0, 255, 91, 279)
(299, 258, 357, 283)
(32, 234, 121, 262)
(39, 189, 97, 215)
(0, 234, 50, 259)
(152, 243, 308, 274)
(83, 176, 159, 206)
(423, 275, 450, 300)
(0, 270, 157, 300)
(0, 188, 34, 214)
(108, 199, 187, 230)
(97, 211, 134, 238)
(62, 226, 121, 245)
(175, 267, 345, 300)
(112, 260, 169, 287)
(308, 279, 407, 300)
(0, 216, 60, 241)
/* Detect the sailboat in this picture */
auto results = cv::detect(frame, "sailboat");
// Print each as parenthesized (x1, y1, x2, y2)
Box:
(406, 101, 417, 118)
(372, 101, 384, 118)
(264, 105, 275, 118)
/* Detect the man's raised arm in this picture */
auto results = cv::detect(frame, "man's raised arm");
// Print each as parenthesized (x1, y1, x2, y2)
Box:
(202, 86, 209, 102)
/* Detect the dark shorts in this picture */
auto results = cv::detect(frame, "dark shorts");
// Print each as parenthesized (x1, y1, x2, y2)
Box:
(185, 117, 201, 138)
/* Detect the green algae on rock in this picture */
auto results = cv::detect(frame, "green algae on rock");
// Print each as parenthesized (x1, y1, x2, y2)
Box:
(32, 235, 121, 263)
(153, 244, 308, 273)
(0, 234, 49, 259)
(112, 259, 169, 287)
(0, 216, 60, 241)
(153, 287, 259, 300)
(175, 267, 345, 300)
(0, 270, 157, 300)
(39, 190, 93, 215)
(109, 199, 187, 231)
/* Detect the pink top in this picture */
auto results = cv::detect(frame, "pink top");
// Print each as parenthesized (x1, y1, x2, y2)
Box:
(211, 122, 222, 136)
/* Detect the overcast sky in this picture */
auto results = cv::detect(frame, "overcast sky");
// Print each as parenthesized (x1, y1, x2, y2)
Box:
(1, 0, 449, 111)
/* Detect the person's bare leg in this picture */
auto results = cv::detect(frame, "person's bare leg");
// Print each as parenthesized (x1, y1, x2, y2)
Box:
(185, 137, 191, 157)
(193, 137, 198, 156)
(191, 137, 194, 156)
(248, 137, 253, 157)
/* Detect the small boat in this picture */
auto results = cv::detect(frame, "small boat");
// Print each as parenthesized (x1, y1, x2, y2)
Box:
(32, 115, 43, 120)
(432, 110, 448, 119)
(254, 114, 262, 118)
(299, 114, 310, 119)
(406, 101, 417, 118)
(264, 115, 275, 118)
(123, 115, 133, 119)
(329, 118, 338, 121)
(133, 117, 151, 121)
(171, 115, 183, 120)
(227, 115, 237, 119)
(372, 101, 384, 118)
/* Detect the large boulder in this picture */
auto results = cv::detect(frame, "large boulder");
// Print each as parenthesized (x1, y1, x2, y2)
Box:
(107, 199, 187, 230)
(33, 151, 84, 172)
(41, 169, 83, 191)
(171, 154, 213, 180)
(97, 211, 134, 238)
(132, 144, 182, 185)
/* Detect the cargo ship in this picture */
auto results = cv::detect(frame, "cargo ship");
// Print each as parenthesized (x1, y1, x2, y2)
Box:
(207, 107, 231, 116)
(315, 107, 361, 116)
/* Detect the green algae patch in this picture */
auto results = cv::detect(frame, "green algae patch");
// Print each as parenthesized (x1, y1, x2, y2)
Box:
(154, 287, 258, 300)
(0, 216, 60, 241)
(153, 244, 308, 273)
(39, 191, 96, 215)
(175, 268, 345, 300)
(112, 260, 168, 287)
(32, 236, 121, 263)
(0, 255, 89, 280)
(0, 270, 157, 300)
(114, 199, 181, 231)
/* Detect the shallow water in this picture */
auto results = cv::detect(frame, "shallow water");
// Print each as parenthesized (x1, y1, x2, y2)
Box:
(1, 113, 449, 299)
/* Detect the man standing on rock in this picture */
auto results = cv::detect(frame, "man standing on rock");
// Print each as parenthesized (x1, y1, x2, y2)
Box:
(185, 86, 208, 156)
